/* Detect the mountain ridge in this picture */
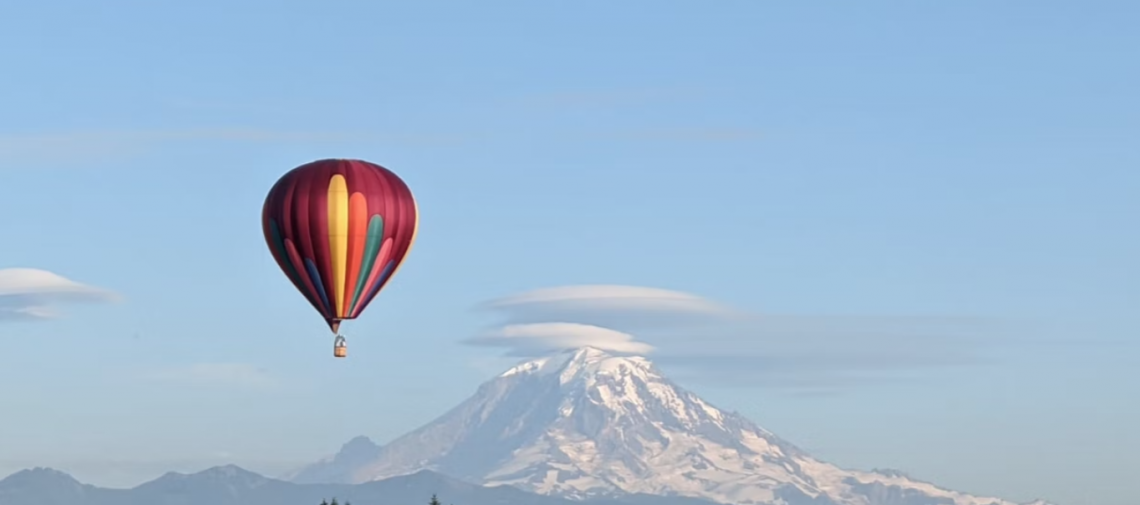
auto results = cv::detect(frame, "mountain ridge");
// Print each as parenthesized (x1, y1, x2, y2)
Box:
(288, 347, 1057, 505)
(0, 465, 736, 505)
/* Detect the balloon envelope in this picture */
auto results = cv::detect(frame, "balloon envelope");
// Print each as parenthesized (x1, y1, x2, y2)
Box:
(261, 159, 418, 332)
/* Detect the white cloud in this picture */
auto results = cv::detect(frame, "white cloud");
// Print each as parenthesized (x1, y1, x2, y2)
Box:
(484, 284, 740, 331)
(465, 322, 654, 357)
(473, 284, 1016, 393)
(0, 268, 119, 321)
(488, 285, 727, 312)
(149, 363, 276, 388)
(0, 129, 471, 166)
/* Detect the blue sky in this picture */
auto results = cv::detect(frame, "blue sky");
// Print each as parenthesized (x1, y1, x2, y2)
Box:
(0, 1, 1136, 505)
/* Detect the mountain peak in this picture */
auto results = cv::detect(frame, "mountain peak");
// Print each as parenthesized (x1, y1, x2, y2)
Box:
(136, 464, 274, 495)
(194, 464, 265, 479)
(284, 435, 382, 483)
(145, 465, 268, 486)
(288, 348, 1046, 505)
(294, 346, 809, 502)
(0, 467, 81, 486)
(498, 346, 655, 386)
(570, 345, 618, 359)
(339, 435, 380, 454)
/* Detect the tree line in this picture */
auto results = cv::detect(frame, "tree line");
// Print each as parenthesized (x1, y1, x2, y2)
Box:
(318, 493, 445, 505)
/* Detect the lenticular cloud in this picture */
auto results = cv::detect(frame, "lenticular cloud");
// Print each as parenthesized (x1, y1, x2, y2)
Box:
(465, 322, 654, 357)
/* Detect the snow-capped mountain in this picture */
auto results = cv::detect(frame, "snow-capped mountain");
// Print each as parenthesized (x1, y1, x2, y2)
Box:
(288, 347, 1054, 505)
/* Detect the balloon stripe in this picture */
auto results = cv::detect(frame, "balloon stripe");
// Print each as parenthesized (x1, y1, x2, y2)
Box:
(351, 237, 393, 318)
(375, 259, 397, 291)
(349, 215, 384, 315)
(304, 258, 333, 317)
(351, 171, 399, 317)
(267, 219, 307, 298)
(292, 173, 320, 304)
(327, 174, 350, 317)
(343, 192, 368, 316)
(286, 239, 328, 317)
(355, 260, 396, 318)
(384, 191, 419, 285)
(308, 167, 335, 317)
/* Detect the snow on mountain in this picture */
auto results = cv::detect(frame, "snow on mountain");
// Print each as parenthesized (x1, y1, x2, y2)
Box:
(289, 347, 1055, 505)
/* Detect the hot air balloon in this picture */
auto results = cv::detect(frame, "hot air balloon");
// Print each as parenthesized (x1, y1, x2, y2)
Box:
(261, 159, 419, 358)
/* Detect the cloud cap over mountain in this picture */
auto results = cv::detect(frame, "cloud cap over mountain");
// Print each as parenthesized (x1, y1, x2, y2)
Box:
(474, 284, 1011, 393)
(465, 322, 654, 356)
(483, 284, 742, 330)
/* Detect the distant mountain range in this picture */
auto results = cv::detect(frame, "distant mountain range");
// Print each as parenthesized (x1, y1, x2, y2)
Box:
(0, 465, 725, 505)
(4, 347, 1058, 505)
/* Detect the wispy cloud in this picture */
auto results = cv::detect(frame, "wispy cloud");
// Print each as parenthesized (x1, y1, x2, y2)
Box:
(0, 268, 119, 321)
(483, 284, 742, 331)
(0, 129, 473, 166)
(0, 129, 471, 146)
(0, 123, 759, 167)
(148, 363, 276, 389)
(472, 284, 1012, 393)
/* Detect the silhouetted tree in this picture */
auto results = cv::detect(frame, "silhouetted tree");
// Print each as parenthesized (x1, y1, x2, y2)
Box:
(318, 498, 350, 505)
(429, 493, 442, 505)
